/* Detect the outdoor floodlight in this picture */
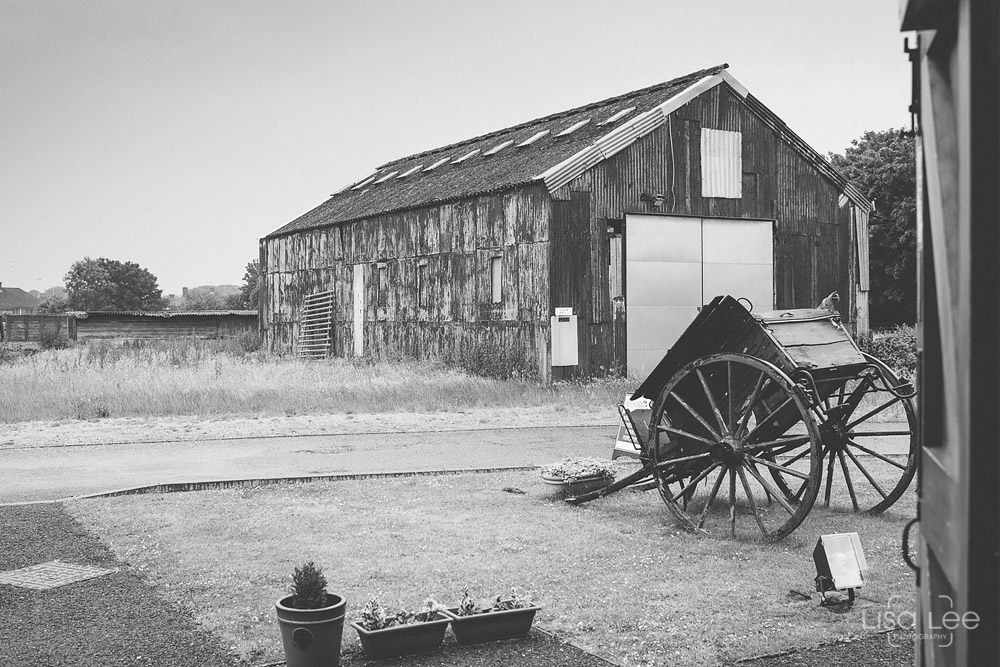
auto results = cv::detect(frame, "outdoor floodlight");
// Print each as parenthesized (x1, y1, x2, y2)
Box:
(813, 532, 868, 605)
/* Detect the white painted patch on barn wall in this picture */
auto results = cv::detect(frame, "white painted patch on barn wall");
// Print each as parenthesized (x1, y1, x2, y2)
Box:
(353, 264, 364, 356)
(700, 128, 743, 198)
(625, 214, 774, 378)
(626, 215, 703, 377)
(701, 217, 774, 313)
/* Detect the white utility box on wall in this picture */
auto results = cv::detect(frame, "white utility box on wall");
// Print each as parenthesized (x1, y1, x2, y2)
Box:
(550, 307, 578, 367)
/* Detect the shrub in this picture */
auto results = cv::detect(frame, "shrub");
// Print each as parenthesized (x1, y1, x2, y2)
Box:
(857, 324, 917, 379)
(453, 339, 536, 381)
(539, 457, 616, 484)
(236, 330, 261, 353)
(39, 330, 68, 350)
(290, 561, 328, 610)
(454, 587, 535, 616)
(357, 597, 444, 630)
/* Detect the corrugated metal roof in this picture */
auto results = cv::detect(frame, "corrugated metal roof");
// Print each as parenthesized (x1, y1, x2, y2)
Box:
(267, 63, 870, 239)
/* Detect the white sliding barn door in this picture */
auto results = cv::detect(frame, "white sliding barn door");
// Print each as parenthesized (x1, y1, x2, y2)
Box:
(625, 214, 773, 378)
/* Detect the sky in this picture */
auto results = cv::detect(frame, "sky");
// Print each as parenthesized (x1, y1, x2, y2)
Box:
(1, 0, 913, 298)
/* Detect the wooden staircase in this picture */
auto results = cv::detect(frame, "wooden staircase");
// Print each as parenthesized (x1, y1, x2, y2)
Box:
(297, 291, 334, 358)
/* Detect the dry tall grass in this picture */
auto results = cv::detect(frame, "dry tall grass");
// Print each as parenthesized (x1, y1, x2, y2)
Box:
(0, 340, 631, 423)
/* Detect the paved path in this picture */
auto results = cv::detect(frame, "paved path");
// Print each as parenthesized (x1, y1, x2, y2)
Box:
(0, 425, 618, 504)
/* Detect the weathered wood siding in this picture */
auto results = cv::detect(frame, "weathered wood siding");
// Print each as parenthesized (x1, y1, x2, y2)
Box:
(75, 313, 257, 341)
(1, 314, 76, 342)
(261, 186, 552, 376)
(550, 83, 866, 375)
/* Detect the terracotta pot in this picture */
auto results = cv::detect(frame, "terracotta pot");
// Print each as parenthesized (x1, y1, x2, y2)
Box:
(440, 606, 542, 644)
(275, 593, 346, 667)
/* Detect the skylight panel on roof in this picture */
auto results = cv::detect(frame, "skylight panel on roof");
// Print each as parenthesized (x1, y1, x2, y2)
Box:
(451, 149, 480, 164)
(556, 119, 591, 136)
(373, 170, 399, 184)
(397, 164, 424, 178)
(517, 130, 550, 147)
(483, 140, 514, 156)
(351, 173, 379, 190)
(599, 107, 636, 125)
(423, 158, 450, 172)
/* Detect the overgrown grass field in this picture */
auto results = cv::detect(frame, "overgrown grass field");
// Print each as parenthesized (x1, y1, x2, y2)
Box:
(0, 328, 916, 425)
(0, 339, 630, 423)
(69, 469, 917, 667)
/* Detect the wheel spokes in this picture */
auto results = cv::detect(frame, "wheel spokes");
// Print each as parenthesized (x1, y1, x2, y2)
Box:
(842, 445, 889, 499)
(837, 449, 860, 511)
(668, 391, 722, 442)
(736, 464, 768, 536)
(848, 440, 908, 470)
(657, 425, 717, 447)
(698, 466, 729, 529)
(741, 396, 795, 443)
(696, 368, 729, 436)
(744, 462, 797, 516)
(746, 454, 812, 481)
(738, 372, 767, 438)
(846, 395, 903, 429)
(667, 462, 720, 503)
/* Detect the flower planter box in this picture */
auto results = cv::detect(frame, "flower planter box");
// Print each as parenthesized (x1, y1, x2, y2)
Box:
(440, 606, 542, 644)
(350, 613, 450, 660)
(540, 472, 610, 496)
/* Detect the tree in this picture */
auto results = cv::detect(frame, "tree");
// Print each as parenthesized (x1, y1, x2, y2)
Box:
(179, 285, 239, 311)
(830, 130, 916, 326)
(64, 257, 168, 311)
(233, 260, 260, 310)
(36, 295, 68, 313)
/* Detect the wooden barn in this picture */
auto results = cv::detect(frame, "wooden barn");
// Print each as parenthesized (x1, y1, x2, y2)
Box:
(260, 64, 871, 380)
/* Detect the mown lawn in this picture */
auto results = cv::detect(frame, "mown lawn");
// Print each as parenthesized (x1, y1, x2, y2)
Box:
(69, 468, 917, 667)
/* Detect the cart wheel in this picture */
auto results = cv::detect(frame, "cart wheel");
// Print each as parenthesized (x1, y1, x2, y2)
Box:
(808, 353, 917, 514)
(648, 354, 823, 542)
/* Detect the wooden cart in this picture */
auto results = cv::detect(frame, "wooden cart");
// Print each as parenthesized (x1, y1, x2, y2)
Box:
(570, 295, 917, 542)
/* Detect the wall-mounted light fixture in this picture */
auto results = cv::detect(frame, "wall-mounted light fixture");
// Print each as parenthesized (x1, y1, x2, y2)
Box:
(813, 532, 868, 606)
(639, 192, 665, 208)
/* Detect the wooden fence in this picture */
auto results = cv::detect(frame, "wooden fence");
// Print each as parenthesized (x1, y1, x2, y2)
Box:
(0, 314, 76, 343)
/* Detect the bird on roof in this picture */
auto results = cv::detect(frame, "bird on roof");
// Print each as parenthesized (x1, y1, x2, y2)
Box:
(817, 291, 840, 313)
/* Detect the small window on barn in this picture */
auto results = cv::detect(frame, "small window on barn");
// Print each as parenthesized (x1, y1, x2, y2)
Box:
(376, 264, 388, 308)
(599, 106, 636, 126)
(490, 256, 503, 304)
(416, 260, 429, 308)
(517, 129, 550, 147)
(423, 157, 450, 171)
(483, 140, 514, 156)
(700, 128, 742, 198)
(556, 119, 591, 136)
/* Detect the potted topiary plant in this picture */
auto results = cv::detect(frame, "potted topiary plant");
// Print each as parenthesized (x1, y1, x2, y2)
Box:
(350, 596, 450, 659)
(274, 562, 347, 667)
(440, 588, 542, 644)
(540, 456, 616, 495)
